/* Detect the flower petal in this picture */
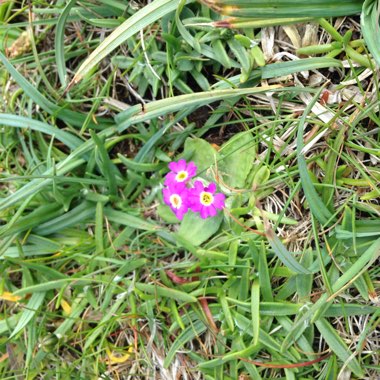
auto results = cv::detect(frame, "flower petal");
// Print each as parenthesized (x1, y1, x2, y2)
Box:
(168, 161, 179, 172)
(193, 180, 204, 193)
(162, 188, 171, 205)
(207, 182, 216, 193)
(213, 193, 226, 209)
(177, 159, 187, 171)
(189, 198, 201, 212)
(200, 207, 208, 219)
(164, 172, 176, 186)
(187, 162, 197, 177)
(208, 205, 217, 217)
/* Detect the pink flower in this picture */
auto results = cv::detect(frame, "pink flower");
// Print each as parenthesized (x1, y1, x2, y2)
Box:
(164, 159, 197, 187)
(162, 182, 189, 220)
(189, 181, 225, 219)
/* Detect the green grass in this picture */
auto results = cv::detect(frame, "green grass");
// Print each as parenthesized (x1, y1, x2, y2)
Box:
(0, 1, 379, 379)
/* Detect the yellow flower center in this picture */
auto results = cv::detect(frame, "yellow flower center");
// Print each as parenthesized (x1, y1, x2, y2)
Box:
(169, 194, 182, 209)
(175, 171, 188, 182)
(200, 191, 214, 206)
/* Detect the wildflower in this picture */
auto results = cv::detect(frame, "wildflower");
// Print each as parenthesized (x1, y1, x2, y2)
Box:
(189, 181, 225, 219)
(162, 182, 189, 220)
(164, 159, 197, 187)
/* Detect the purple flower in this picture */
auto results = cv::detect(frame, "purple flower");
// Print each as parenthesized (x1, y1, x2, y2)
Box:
(162, 182, 189, 220)
(164, 159, 197, 187)
(189, 181, 225, 219)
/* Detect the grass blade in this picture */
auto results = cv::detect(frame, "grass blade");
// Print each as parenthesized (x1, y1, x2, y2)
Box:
(0, 114, 83, 150)
(55, 0, 76, 86)
(315, 317, 363, 377)
(203, 0, 363, 18)
(164, 319, 207, 368)
(10, 292, 46, 339)
(361, 0, 380, 67)
(267, 230, 311, 274)
(282, 237, 380, 350)
(115, 85, 282, 131)
(70, 0, 184, 86)
(133, 282, 198, 303)
(296, 88, 334, 225)
(104, 208, 159, 231)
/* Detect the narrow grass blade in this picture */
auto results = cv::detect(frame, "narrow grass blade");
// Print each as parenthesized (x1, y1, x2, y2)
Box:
(203, 0, 363, 18)
(361, 0, 380, 67)
(0, 51, 58, 114)
(0, 315, 19, 335)
(315, 317, 364, 377)
(55, 0, 76, 86)
(33, 201, 95, 236)
(164, 319, 207, 368)
(0, 203, 63, 237)
(296, 89, 334, 225)
(83, 291, 129, 350)
(117, 154, 165, 172)
(261, 58, 342, 79)
(0, 114, 83, 150)
(10, 292, 46, 339)
(115, 85, 282, 131)
(251, 280, 260, 345)
(219, 293, 235, 332)
(281, 237, 380, 351)
(0, 52, 112, 128)
(214, 17, 314, 28)
(13, 279, 93, 295)
(198, 340, 258, 368)
(133, 282, 197, 303)
(266, 230, 311, 274)
(32, 294, 89, 369)
(90, 130, 118, 196)
(104, 208, 158, 231)
(7, 260, 67, 280)
(70, 0, 184, 86)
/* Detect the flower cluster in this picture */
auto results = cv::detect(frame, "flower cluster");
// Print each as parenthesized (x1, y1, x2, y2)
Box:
(162, 159, 225, 220)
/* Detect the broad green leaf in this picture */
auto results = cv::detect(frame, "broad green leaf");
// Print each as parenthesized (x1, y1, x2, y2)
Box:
(177, 211, 223, 246)
(219, 131, 256, 188)
(183, 137, 219, 175)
